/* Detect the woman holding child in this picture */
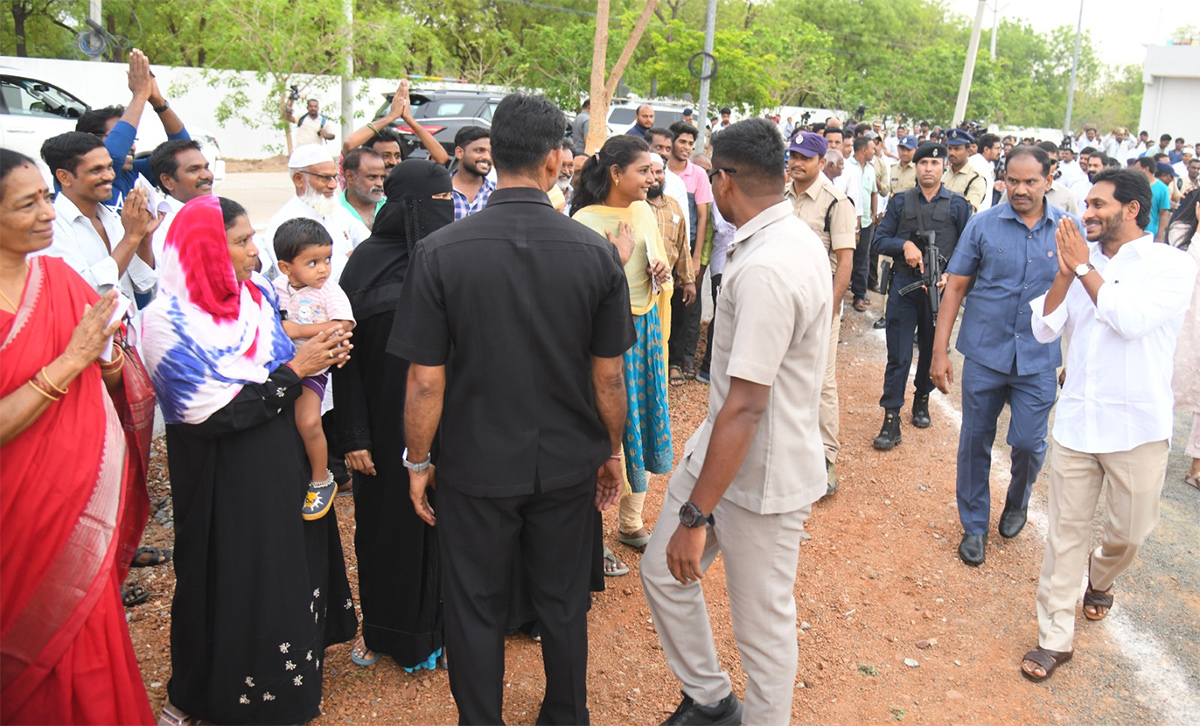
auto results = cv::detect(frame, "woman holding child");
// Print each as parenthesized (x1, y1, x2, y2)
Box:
(141, 195, 357, 724)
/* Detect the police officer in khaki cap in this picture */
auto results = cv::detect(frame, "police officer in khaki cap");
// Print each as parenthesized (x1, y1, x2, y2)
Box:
(785, 131, 857, 496)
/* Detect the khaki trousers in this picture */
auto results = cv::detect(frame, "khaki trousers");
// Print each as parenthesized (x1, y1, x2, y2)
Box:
(819, 307, 842, 464)
(641, 466, 810, 726)
(1036, 439, 1168, 652)
(618, 491, 647, 533)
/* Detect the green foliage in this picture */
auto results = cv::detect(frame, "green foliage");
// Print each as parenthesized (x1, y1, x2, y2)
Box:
(3, 0, 1146, 131)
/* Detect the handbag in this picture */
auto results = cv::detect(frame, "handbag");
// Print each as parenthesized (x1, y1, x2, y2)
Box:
(107, 327, 156, 579)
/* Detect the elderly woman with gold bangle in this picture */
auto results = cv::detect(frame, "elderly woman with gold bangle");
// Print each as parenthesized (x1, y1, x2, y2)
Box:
(0, 148, 154, 724)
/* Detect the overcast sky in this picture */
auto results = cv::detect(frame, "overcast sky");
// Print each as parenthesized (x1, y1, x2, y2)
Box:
(945, 0, 1200, 67)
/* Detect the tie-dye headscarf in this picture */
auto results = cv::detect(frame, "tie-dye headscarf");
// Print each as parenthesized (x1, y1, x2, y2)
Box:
(141, 196, 294, 425)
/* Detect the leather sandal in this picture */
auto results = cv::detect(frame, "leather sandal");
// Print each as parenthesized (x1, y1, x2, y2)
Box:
(1083, 554, 1114, 621)
(1083, 582, 1114, 621)
(1020, 647, 1073, 683)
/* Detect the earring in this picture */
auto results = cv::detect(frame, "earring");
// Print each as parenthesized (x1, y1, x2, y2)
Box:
(616, 178, 620, 186)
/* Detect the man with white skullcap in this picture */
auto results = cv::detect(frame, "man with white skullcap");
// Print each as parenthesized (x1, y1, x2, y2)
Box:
(259, 144, 370, 283)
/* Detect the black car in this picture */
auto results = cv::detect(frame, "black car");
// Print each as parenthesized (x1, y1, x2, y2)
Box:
(375, 89, 503, 159)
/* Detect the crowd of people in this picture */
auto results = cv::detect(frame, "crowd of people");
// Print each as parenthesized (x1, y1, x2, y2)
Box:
(1, 49, 1199, 726)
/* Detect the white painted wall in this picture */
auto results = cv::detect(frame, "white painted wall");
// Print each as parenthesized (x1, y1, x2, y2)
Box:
(1139, 46, 1200, 143)
(0, 56, 498, 159)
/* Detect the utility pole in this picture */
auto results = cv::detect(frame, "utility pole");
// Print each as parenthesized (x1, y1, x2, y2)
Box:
(952, 0, 987, 126)
(990, 2, 998, 59)
(1063, 0, 1085, 136)
(89, 0, 102, 62)
(694, 0, 717, 151)
(340, 0, 355, 141)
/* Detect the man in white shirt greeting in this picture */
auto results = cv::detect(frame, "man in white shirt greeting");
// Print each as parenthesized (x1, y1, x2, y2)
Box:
(1020, 168, 1197, 684)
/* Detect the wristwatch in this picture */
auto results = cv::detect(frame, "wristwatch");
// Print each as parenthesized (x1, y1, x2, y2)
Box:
(679, 501, 713, 528)
(152, 99, 170, 114)
(401, 447, 432, 472)
(1073, 262, 1095, 278)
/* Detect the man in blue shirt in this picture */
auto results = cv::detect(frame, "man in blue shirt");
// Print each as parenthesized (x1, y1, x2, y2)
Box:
(74, 49, 190, 213)
(931, 146, 1081, 567)
(1134, 157, 1171, 242)
(871, 143, 971, 452)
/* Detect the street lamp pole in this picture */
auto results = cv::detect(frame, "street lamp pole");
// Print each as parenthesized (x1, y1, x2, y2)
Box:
(1063, 0, 1085, 136)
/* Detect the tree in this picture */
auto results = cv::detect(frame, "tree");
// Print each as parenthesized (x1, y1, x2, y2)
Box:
(3, 0, 80, 58)
(586, 0, 659, 154)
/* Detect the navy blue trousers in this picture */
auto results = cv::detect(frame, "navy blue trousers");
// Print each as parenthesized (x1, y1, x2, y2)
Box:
(879, 270, 934, 410)
(955, 357, 1056, 535)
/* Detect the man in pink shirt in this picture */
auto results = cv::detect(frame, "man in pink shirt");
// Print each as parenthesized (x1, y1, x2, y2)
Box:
(667, 121, 715, 381)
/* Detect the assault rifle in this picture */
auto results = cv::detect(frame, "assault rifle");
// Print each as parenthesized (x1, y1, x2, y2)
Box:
(897, 231, 944, 324)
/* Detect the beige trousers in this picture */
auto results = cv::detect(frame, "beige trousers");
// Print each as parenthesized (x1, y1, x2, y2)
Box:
(641, 466, 810, 726)
(618, 491, 647, 533)
(819, 307, 842, 464)
(1036, 439, 1168, 652)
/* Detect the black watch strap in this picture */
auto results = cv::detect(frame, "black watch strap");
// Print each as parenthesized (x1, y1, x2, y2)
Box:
(679, 500, 713, 528)
(153, 100, 170, 114)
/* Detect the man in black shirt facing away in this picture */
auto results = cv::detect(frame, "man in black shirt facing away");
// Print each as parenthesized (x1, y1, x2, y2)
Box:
(391, 93, 636, 725)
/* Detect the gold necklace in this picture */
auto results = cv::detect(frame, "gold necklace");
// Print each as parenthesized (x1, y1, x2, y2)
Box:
(0, 263, 29, 312)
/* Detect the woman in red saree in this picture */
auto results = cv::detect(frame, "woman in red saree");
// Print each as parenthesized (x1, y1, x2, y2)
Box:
(0, 149, 153, 725)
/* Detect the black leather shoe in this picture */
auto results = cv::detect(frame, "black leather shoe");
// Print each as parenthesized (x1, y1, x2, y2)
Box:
(873, 409, 902, 450)
(958, 533, 986, 566)
(911, 394, 931, 428)
(872, 316, 887, 329)
(661, 691, 744, 725)
(999, 502, 1028, 538)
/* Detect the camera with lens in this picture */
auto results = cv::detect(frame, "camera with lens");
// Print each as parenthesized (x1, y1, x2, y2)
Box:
(289, 85, 300, 101)
(800, 110, 812, 124)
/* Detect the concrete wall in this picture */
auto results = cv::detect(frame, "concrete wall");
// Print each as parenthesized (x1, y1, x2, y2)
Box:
(0, 56, 496, 159)
(1139, 46, 1200, 143)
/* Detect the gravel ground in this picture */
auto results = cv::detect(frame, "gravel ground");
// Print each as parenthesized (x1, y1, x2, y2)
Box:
(125, 287, 1200, 724)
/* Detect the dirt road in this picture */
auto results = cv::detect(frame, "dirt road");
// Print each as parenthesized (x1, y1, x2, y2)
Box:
(128, 293, 1200, 724)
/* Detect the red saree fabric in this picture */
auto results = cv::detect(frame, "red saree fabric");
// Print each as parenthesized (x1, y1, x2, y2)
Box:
(1, 256, 153, 725)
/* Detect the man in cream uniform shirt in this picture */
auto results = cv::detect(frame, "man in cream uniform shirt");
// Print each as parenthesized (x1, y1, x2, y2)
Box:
(642, 118, 831, 726)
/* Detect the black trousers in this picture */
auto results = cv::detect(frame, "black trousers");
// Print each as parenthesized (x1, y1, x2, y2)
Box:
(851, 223, 876, 301)
(699, 273, 722, 374)
(668, 283, 704, 368)
(438, 478, 595, 725)
(880, 270, 935, 410)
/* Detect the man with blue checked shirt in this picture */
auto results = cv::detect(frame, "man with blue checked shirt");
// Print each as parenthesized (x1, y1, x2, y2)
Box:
(931, 145, 1081, 567)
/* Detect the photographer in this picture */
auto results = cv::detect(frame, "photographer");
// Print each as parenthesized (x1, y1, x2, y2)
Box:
(870, 143, 971, 452)
(283, 90, 336, 146)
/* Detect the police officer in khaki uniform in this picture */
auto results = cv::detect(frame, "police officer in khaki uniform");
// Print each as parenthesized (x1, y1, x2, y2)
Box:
(784, 131, 857, 496)
(942, 129, 987, 211)
(890, 135, 919, 193)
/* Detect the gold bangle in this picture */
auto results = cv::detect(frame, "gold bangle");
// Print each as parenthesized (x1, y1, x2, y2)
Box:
(27, 378, 61, 402)
(100, 358, 125, 374)
(39, 367, 68, 395)
(99, 346, 125, 370)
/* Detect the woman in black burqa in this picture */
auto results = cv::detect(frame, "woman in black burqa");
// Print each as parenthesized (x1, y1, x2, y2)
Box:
(335, 160, 454, 670)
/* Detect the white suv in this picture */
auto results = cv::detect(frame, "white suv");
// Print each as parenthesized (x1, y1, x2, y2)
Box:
(1, 69, 225, 186)
(606, 101, 692, 136)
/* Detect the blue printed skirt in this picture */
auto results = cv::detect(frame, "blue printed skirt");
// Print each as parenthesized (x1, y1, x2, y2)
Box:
(623, 306, 674, 493)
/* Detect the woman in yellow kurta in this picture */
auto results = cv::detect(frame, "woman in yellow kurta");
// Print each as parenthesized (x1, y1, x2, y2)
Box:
(571, 135, 673, 568)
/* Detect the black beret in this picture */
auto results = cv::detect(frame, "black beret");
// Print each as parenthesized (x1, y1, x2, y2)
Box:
(913, 143, 948, 163)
